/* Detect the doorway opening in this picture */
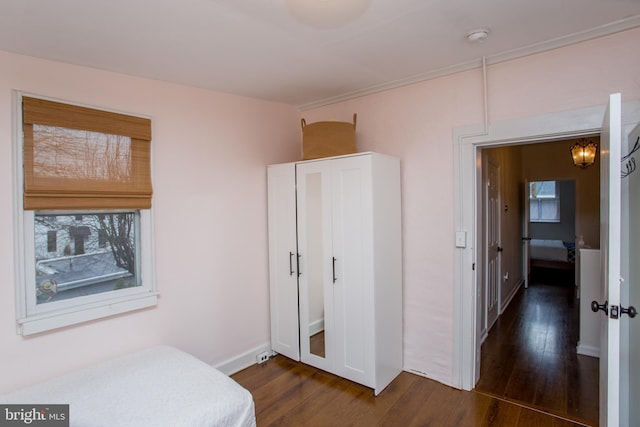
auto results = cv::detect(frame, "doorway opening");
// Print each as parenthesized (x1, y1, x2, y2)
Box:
(454, 97, 640, 427)
(473, 139, 599, 425)
(452, 103, 610, 381)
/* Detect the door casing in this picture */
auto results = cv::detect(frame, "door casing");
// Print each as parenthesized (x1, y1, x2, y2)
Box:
(452, 100, 640, 391)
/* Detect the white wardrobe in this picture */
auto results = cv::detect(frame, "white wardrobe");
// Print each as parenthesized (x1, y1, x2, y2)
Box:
(267, 152, 403, 395)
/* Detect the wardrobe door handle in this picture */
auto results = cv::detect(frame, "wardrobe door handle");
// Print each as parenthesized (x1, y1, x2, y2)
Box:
(332, 257, 337, 283)
(289, 252, 294, 276)
(297, 254, 302, 277)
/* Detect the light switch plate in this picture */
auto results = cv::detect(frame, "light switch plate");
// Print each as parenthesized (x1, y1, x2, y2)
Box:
(455, 231, 467, 248)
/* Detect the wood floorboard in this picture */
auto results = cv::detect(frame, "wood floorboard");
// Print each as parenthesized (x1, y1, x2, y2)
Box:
(233, 358, 591, 426)
(376, 372, 437, 426)
(475, 277, 599, 427)
(232, 269, 597, 426)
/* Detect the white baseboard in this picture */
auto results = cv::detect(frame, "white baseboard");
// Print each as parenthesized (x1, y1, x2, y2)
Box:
(213, 342, 274, 376)
(500, 278, 524, 314)
(309, 319, 324, 336)
(576, 343, 600, 358)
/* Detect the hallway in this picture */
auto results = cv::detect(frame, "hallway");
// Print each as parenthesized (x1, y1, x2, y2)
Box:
(475, 274, 599, 426)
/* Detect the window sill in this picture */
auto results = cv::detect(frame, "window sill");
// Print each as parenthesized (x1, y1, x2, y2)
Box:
(17, 292, 158, 336)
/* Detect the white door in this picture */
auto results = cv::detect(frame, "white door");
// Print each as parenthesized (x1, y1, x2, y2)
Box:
(267, 163, 300, 361)
(625, 123, 640, 427)
(598, 93, 622, 426)
(523, 180, 531, 289)
(296, 159, 334, 373)
(485, 157, 501, 331)
(331, 155, 371, 385)
(298, 155, 372, 385)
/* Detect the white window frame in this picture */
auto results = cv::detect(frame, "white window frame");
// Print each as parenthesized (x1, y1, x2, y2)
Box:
(12, 92, 158, 336)
(529, 180, 561, 223)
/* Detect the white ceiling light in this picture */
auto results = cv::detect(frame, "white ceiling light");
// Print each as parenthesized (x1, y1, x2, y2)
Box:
(466, 28, 490, 43)
(286, 0, 371, 29)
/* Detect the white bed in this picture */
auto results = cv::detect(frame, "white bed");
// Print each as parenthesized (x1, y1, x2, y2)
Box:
(529, 239, 575, 268)
(530, 239, 569, 262)
(0, 345, 256, 427)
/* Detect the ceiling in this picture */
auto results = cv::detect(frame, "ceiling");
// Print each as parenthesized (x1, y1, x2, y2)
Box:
(1, 0, 640, 109)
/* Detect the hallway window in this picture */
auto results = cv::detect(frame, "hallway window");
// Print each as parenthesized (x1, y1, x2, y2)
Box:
(529, 180, 560, 222)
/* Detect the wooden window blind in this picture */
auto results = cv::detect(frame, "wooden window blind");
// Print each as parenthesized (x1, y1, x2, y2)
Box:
(22, 97, 152, 210)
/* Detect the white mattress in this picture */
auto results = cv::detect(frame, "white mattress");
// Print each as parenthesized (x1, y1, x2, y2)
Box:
(0, 346, 256, 427)
(529, 239, 568, 262)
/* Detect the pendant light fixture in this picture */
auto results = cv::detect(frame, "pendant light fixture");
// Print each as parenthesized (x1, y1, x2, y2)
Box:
(570, 138, 598, 168)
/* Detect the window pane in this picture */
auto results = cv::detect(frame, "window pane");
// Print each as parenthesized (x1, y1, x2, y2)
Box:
(530, 200, 540, 221)
(530, 198, 560, 222)
(530, 180, 556, 199)
(539, 198, 560, 220)
(34, 212, 139, 305)
(47, 230, 57, 252)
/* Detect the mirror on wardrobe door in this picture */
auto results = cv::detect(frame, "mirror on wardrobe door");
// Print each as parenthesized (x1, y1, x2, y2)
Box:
(305, 172, 326, 358)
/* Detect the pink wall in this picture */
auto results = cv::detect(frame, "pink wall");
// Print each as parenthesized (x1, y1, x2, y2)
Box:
(303, 28, 640, 384)
(1, 27, 640, 393)
(0, 51, 300, 393)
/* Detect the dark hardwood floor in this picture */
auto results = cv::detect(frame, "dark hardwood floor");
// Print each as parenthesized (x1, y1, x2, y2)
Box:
(232, 355, 590, 426)
(231, 267, 598, 426)
(475, 269, 599, 426)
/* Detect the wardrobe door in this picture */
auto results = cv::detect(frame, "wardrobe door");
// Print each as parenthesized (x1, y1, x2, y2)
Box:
(296, 160, 334, 372)
(267, 163, 300, 361)
(330, 155, 374, 386)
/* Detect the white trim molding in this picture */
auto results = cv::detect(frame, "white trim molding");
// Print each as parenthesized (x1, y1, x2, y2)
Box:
(500, 279, 524, 315)
(452, 99, 640, 391)
(214, 343, 274, 376)
(298, 16, 640, 111)
(577, 343, 601, 358)
(12, 91, 158, 336)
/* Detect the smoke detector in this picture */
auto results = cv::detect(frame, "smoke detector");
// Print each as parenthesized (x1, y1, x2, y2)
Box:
(466, 29, 490, 43)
